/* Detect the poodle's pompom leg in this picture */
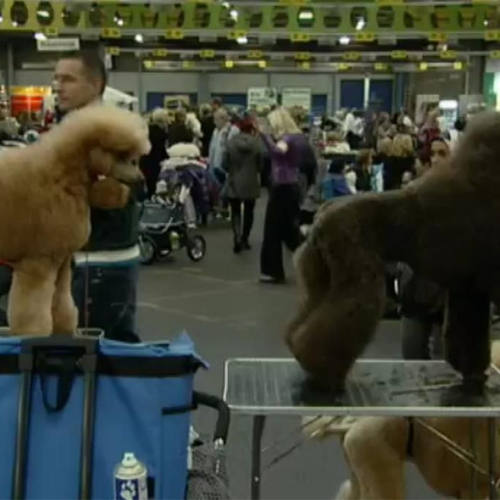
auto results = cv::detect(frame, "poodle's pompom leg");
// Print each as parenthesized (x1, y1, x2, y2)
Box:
(289, 240, 330, 336)
(8, 259, 57, 336)
(342, 417, 408, 500)
(52, 256, 78, 335)
(444, 286, 491, 384)
(287, 241, 386, 388)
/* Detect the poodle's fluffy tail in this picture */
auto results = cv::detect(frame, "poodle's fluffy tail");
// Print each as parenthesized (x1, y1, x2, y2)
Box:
(286, 220, 387, 389)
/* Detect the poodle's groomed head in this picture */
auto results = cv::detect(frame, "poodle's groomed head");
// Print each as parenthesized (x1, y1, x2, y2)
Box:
(452, 111, 500, 190)
(52, 105, 150, 182)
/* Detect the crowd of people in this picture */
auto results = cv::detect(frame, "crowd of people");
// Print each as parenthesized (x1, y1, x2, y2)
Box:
(0, 48, 474, 365)
(138, 93, 466, 358)
(139, 99, 318, 284)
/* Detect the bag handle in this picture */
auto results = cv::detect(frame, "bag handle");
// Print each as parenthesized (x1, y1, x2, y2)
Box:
(20, 337, 98, 413)
(37, 353, 79, 413)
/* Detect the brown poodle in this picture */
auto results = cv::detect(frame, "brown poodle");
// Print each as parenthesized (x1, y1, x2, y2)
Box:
(306, 343, 500, 499)
(0, 106, 150, 336)
(287, 112, 500, 389)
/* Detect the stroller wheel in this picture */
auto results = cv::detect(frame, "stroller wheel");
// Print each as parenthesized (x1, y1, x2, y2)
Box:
(186, 235, 206, 262)
(139, 235, 157, 265)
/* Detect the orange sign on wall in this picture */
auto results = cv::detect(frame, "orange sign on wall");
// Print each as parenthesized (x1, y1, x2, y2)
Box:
(10, 86, 51, 116)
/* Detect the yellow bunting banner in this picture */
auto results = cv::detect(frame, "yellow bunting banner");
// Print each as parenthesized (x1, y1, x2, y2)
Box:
(485, 31, 500, 41)
(44, 27, 59, 37)
(294, 52, 311, 61)
(165, 29, 184, 40)
(375, 63, 389, 71)
(440, 50, 457, 59)
(153, 49, 168, 58)
(102, 28, 122, 39)
(200, 50, 215, 59)
(343, 52, 361, 61)
(105, 47, 120, 56)
(428, 32, 447, 43)
(355, 32, 375, 43)
(248, 50, 263, 59)
(391, 50, 407, 60)
(290, 33, 311, 43)
(227, 31, 247, 40)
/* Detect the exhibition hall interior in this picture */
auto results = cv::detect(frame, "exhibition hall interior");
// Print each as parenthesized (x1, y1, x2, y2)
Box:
(2, 0, 500, 499)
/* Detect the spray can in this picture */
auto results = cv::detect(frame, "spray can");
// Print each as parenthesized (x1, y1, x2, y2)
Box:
(114, 452, 148, 500)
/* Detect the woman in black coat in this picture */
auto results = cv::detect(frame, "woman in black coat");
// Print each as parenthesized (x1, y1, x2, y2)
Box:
(140, 109, 169, 198)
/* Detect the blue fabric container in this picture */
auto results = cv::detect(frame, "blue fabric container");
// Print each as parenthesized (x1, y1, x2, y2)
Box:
(0, 332, 206, 499)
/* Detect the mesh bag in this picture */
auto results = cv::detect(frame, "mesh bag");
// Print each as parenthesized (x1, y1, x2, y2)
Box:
(187, 441, 230, 500)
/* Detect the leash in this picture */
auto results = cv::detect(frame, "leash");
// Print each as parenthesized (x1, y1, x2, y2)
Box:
(83, 249, 90, 333)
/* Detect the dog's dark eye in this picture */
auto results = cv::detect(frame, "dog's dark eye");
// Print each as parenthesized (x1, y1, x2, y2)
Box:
(116, 151, 130, 162)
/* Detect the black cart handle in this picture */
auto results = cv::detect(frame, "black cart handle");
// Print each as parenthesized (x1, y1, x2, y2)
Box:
(21, 336, 98, 354)
(193, 391, 231, 444)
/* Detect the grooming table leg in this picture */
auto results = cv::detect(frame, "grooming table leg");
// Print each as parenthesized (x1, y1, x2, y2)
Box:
(251, 415, 266, 500)
(488, 418, 497, 500)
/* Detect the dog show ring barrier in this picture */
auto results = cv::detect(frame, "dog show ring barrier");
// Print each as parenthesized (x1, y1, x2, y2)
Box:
(223, 358, 500, 500)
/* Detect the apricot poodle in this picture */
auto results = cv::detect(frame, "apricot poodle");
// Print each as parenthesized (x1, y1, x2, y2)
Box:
(0, 106, 150, 336)
(305, 343, 500, 499)
(287, 112, 500, 389)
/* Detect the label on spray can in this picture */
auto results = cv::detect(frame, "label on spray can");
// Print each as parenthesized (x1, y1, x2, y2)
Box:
(114, 452, 148, 500)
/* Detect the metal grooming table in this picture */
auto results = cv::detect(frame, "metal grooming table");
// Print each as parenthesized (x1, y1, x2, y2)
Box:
(223, 358, 500, 499)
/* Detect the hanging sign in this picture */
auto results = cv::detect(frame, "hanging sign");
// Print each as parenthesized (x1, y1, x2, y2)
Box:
(247, 87, 278, 108)
(37, 37, 80, 52)
(282, 87, 312, 111)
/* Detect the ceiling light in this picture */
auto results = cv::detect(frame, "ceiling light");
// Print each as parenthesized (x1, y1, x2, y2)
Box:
(298, 11, 314, 21)
(0, 15, 4, 23)
(34, 32, 47, 41)
(229, 9, 238, 21)
(356, 18, 365, 31)
(134, 34, 144, 43)
(12, 21, 18, 27)
(339, 36, 350, 45)
(114, 15, 124, 27)
(484, 20, 489, 27)
(37, 9, 50, 18)
(236, 36, 248, 45)
(222, 1, 230, 8)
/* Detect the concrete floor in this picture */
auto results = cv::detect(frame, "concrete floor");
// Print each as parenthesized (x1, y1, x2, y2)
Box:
(136, 200, 435, 499)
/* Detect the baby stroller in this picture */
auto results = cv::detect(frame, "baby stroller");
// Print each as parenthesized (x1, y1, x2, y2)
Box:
(138, 191, 207, 265)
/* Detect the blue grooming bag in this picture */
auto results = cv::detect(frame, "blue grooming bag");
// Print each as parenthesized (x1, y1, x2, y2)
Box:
(0, 332, 206, 499)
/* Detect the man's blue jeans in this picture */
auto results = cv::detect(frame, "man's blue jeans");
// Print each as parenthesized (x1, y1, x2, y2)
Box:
(72, 264, 140, 343)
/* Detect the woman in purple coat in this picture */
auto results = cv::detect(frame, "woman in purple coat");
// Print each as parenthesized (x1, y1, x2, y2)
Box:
(259, 108, 309, 283)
